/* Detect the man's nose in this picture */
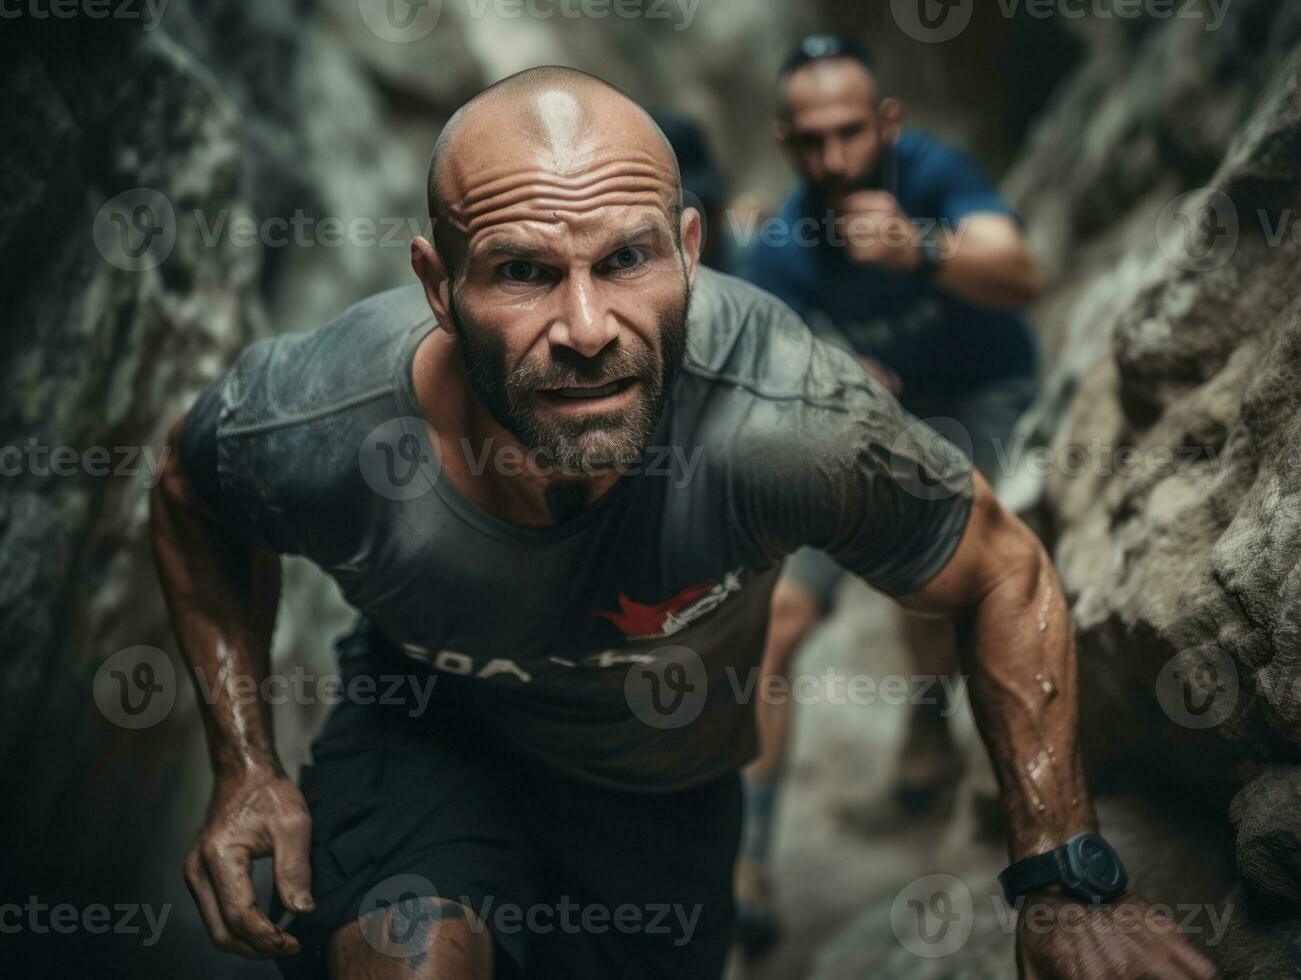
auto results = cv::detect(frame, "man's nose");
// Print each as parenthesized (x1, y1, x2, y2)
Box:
(548, 271, 618, 357)
(820, 138, 848, 177)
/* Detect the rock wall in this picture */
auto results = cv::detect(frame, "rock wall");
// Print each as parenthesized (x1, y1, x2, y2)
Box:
(1003, 0, 1301, 972)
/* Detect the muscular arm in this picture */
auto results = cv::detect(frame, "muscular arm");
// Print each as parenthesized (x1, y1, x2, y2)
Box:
(930, 213, 1041, 311)
(149, 414, 313, 958)
(900, 472, 1214, 979)
(898, 471, 1090, 860)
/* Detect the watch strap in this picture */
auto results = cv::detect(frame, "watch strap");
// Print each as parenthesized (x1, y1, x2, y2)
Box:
(998, 847, 1063, 904)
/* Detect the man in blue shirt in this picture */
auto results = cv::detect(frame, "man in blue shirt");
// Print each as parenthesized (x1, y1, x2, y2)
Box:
(737, 34, 1042, 955)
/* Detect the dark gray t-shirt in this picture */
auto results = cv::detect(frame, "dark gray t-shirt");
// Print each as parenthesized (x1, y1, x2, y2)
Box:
(179, 268, 972, 791)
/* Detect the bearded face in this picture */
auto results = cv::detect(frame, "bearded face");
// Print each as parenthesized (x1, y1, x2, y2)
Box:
(448, 273, 690, 474)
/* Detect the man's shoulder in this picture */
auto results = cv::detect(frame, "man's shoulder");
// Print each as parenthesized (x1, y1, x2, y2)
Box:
(682, 267, 879, 416)
(218, 284, 431, 437)
(896, 129, 991, 195)
(896, 129, 960, 168)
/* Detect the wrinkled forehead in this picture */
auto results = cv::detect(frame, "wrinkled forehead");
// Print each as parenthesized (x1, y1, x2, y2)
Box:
(439, 89, 680, 254)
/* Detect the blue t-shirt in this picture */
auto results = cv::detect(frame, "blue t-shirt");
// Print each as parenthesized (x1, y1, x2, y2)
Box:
(744, 130, 1037, 393)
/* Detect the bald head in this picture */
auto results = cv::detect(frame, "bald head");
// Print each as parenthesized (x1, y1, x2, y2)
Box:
(427, 66, 681, 273)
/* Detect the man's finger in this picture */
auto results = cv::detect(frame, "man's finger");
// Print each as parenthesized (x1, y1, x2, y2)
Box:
(185, 850, 264, 958)
(1167, 939, 1219, 980)
(271, 815, 315, 916)
(204, 843, 299, 956)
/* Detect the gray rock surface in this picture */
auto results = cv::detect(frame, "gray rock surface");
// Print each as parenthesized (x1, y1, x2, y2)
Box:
(1005, 1, 1301, 973)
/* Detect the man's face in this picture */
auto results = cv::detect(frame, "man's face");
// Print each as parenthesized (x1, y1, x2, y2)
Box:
(448, 204, 692, 475)
(420, 87, 700, 475)
(778, 59, 890, 202)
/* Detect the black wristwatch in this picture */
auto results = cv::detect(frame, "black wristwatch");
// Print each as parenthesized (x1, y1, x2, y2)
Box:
(998, 832, 1128, 904)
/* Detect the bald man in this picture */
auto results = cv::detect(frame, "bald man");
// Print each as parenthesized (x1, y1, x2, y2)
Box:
(152, 67, 1213, 980)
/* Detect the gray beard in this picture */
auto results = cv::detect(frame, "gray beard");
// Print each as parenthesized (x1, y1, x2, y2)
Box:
(449, 282, 690, 475)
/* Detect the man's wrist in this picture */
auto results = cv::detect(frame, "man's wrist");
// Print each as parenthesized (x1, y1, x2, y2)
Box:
(211, 740, 283, 782)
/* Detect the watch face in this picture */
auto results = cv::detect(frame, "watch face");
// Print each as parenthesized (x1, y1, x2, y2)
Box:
(1065, 833, 1127, 899)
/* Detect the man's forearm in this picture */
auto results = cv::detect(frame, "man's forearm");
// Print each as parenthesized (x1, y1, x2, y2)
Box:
(959, 544, 1095, 861)
(149, 421, 283, 777)
(933, 217, 1041, 310)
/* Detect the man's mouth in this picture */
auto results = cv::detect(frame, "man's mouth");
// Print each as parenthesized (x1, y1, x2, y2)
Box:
(544, 377, 636, 398)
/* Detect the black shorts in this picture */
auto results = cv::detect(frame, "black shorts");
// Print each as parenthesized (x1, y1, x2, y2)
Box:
(270, 689, 742, 980)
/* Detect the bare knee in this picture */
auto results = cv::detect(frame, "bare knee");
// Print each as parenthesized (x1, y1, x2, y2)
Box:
(328, 897, 493, 980)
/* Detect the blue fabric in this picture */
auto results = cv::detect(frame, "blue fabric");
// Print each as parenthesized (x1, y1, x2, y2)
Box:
(743, 130, 1038, 392)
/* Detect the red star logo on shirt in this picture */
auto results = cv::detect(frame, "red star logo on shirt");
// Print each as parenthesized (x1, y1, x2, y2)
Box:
(595, 580, 716, 640)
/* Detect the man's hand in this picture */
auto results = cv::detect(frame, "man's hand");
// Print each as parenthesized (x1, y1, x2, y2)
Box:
(184, 769, 315, 958)
(834, 190, 924, 271)
(1016, 893, 1218, 979)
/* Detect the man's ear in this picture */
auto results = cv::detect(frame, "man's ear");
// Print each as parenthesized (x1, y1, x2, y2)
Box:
(680, 206, 703, 285)
(410, 235, 452, 327)
(879, 98, 903, 144)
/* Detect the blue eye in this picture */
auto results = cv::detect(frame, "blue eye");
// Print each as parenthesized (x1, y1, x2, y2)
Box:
(501, 260, 540, 283)
(606, 246, 646, 272)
